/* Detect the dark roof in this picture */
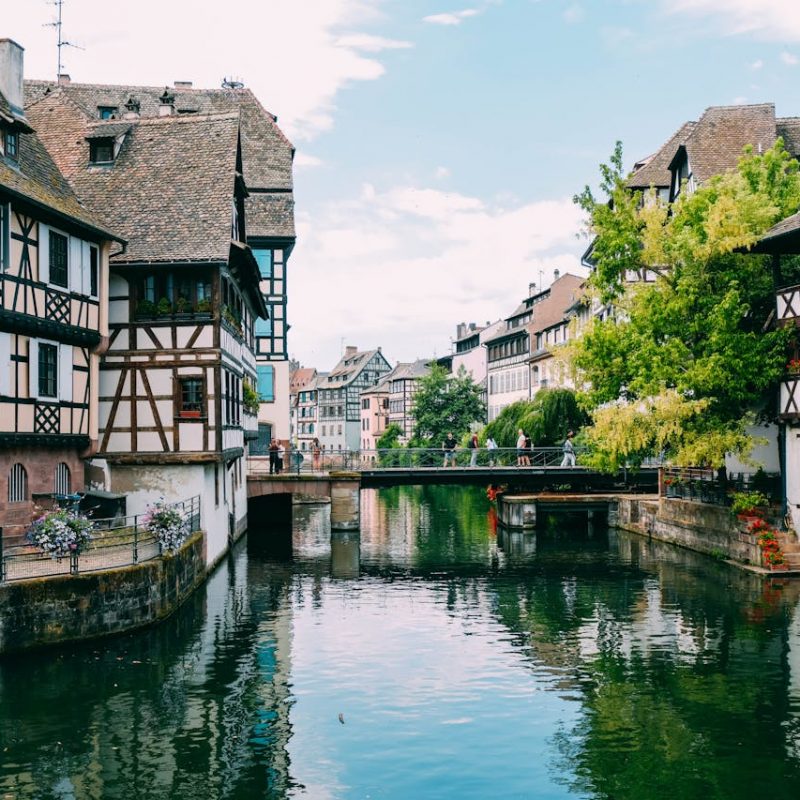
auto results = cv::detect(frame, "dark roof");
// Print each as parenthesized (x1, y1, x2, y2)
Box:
(27, 92, 242, 263)
(627, 122, 695, 189)
(25, 80, 294, 191)
(84, 121, 132, 139)
(245, 192, 295, 239)
(527, 274, 585, 335)
(777, 117, 800, 157)
(0, 124, 116, 238)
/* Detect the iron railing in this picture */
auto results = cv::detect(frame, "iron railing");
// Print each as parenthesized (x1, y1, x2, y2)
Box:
(660, 467, 781, 507)
(248, 447, 583, 476)
(0, 495, 201, 584)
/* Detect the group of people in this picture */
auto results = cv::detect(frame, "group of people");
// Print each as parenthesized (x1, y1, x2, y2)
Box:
(268, 439, 286, 474)
(441, 430, 576, 468)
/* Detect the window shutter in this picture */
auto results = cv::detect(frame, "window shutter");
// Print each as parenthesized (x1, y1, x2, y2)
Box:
(29, 339, 38, 398)
(0, 333, 9, 395)
(82, 241, 91, 295)
(59, 344, 73, 402)
(38, 224, 49, 283)
(69, 236, 82, 294)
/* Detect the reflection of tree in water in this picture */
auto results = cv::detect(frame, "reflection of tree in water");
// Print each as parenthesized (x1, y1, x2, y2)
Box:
(0, 539, 299, 799)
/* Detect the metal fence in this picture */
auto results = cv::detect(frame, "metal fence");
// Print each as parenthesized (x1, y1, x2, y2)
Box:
(661, 467, 781, 507)
(248, 447, 580, 476)
(0, 495, 201, 584)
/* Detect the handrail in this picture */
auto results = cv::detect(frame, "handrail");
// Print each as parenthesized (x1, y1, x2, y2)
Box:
(248, 446, 584, 476)
(0, 495, 201, 584)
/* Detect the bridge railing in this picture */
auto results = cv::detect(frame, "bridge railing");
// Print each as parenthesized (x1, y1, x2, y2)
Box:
(248, 447, 582, 475)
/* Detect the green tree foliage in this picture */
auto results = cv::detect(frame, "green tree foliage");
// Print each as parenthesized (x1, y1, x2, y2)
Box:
(568, 140, 800, 469)
(410, 365, 485, 446)
(483, 389, 588, 447)
(376, 423, 403, 450)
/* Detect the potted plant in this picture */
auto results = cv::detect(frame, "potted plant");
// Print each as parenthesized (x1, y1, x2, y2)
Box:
(157, 296, 173, 316)
(136, 298, 157, 318)
(730, 490, 769, 520)
(195, 297, 212, 314)
(243, 381, 260, 415)
(143, 501, 188, 553)
(787, 357, 800, 374)
(175, 296, 190, 315)
(26, 508, 94, 558)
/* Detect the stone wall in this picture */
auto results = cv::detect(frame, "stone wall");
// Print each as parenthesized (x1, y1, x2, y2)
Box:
(0, 531, 206, 654)
(617, 497, 761, 565)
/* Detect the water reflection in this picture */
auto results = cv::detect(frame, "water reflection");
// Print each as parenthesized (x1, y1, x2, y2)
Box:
(1, 487, 799, 798)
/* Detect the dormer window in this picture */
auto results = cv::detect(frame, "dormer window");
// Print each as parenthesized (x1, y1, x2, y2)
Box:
(90, 138, 115, 164)
(97, 106, 118, 119)
(1, 129, 18, 162)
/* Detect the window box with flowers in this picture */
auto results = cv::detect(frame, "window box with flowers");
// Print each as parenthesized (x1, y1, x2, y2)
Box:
(787, 357, 800, 375)
(26, 508, 94, 558)
(143, 501, 188, 553)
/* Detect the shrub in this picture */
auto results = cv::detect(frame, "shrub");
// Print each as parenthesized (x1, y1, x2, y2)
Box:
(730, 491, 769, 516)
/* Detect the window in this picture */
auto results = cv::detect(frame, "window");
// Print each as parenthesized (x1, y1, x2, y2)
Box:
(97, 106, 118, 119)
(0, 202, 8, 270)
(178, 377, 204, 416)
(89, 138, 114, 163)
(8, 463, 27, 503)
(253, 248, 272, 278)
(255, 316, 272, 336)
(49, 230, 68, 288)
(55, 463, 71, 495)
(38, 343, 58, 398)
(89, 246, 98, 297)
(4, 130, 18, 161)
(257, 365, 274, 402)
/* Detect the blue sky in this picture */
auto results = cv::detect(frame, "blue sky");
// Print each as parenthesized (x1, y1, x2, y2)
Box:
(9, 1, 800, 368)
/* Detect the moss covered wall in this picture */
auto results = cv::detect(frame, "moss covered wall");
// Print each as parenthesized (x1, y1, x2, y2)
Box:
(0, 532, 206, 654)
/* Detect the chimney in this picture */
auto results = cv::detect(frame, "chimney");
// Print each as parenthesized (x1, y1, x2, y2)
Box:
(529, 282, 536, 297)
(57, 73, 71, 85)
(456, 323, 466, 339)
(553, 269, 561, 282)
(174, 80, 193, 89)
(0, 39, 25, 119)
(345, 346, 357, 357)
(158, 87, 176, 116)
(123, 95, 141, 120)
(469, 322, 477, 331)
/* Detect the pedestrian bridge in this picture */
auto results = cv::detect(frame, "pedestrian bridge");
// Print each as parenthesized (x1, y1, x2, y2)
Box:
(246, 447, 659, 531)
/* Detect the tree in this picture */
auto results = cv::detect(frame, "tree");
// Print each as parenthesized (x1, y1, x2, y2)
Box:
(483, 389, 588, 447)
(567, 140, 800, 470)
(410, 365, 485, 447)
(376, 423, 403, 450)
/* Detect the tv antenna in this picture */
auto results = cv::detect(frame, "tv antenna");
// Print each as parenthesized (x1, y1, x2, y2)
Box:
(45, 0, 84, 78)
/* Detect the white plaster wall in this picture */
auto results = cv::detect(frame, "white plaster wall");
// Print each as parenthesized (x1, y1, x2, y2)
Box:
(725, 423, 781, 475)
(259, 361, 291, 441)
(786, 427, 800, 532)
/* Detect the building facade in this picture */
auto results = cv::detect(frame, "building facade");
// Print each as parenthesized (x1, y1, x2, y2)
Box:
(359, 373, 391, 453)
(388, 359, 431, 442)
(318, 347, 391, 451)
(26, 76, 286, 563)
(289, 367, 317, 452)
(0, 39, 119, 532)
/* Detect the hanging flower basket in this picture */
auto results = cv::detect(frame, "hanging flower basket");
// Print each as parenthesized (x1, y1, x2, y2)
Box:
(143, 501, 188, 553)
(26, 509, 94, 558)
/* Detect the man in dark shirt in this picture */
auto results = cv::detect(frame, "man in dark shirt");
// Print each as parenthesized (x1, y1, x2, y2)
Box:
(269, 439, 279, 474)
(442, 432, 457, 467)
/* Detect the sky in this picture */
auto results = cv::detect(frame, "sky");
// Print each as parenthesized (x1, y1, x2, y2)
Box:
(7, 0, 800, 368)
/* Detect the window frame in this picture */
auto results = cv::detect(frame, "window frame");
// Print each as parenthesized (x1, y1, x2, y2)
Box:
(48, 229, 69, 288)
(8, 463, 28, 504)
(38, 341, 58, 399)
(177, 375, 205, 419)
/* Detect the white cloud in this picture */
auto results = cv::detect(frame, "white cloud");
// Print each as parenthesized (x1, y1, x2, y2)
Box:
(434, 166, 451, 179)
(663, 0, 800, 41)
(290, 184, 588, 366)
(423, 9, 480, 26)
(295, 152, 324, 168)
(563, 5, 585, 24)
(9, 0, 406, 141)
(749, 58, 763, 70)
(781, 51, 799, 65)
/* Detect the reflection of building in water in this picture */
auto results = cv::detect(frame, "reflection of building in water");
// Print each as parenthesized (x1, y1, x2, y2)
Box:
(360, 487, 427, 566)
(8, 542, 298, 797)
(331, 531, 360, 579)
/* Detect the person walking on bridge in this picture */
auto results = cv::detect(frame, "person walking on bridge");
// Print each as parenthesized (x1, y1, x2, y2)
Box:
(443, 432, 457, 467)
(561, 430, 576, 467)
(468, 433, 479, 467)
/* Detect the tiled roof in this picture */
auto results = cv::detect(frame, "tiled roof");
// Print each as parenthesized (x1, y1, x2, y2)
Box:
(25, 80, 294, 191)
(757, 211, 800, 244)
(84, 121, 132, 139)
(627, 122, 695, 189)
(290, 367, 317, 393)
(527, 274, 585, 335)
(680, 104, 777, 184)
(27, 93, 241, 264)
(0, 124, 115, 238)
(245, 192, 295, 239)
(776, 117, 800, 158)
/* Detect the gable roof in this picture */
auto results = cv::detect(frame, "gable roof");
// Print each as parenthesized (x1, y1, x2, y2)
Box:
(527, 274, 585, 335)
(26, 95, 242, 264)
(627, 121, 696, 189)
(0, 123, 117, 239)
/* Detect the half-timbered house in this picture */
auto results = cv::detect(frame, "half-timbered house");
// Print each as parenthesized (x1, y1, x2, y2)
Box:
(0, 39, 119, 531)
(24, 77, 296, 450)
(26, 85, 267, 563)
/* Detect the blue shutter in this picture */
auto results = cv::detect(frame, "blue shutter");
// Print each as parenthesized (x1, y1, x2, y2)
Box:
(256, 365, 274, 402)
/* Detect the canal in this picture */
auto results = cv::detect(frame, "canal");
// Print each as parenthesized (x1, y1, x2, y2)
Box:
(2, 486, 800, 799)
